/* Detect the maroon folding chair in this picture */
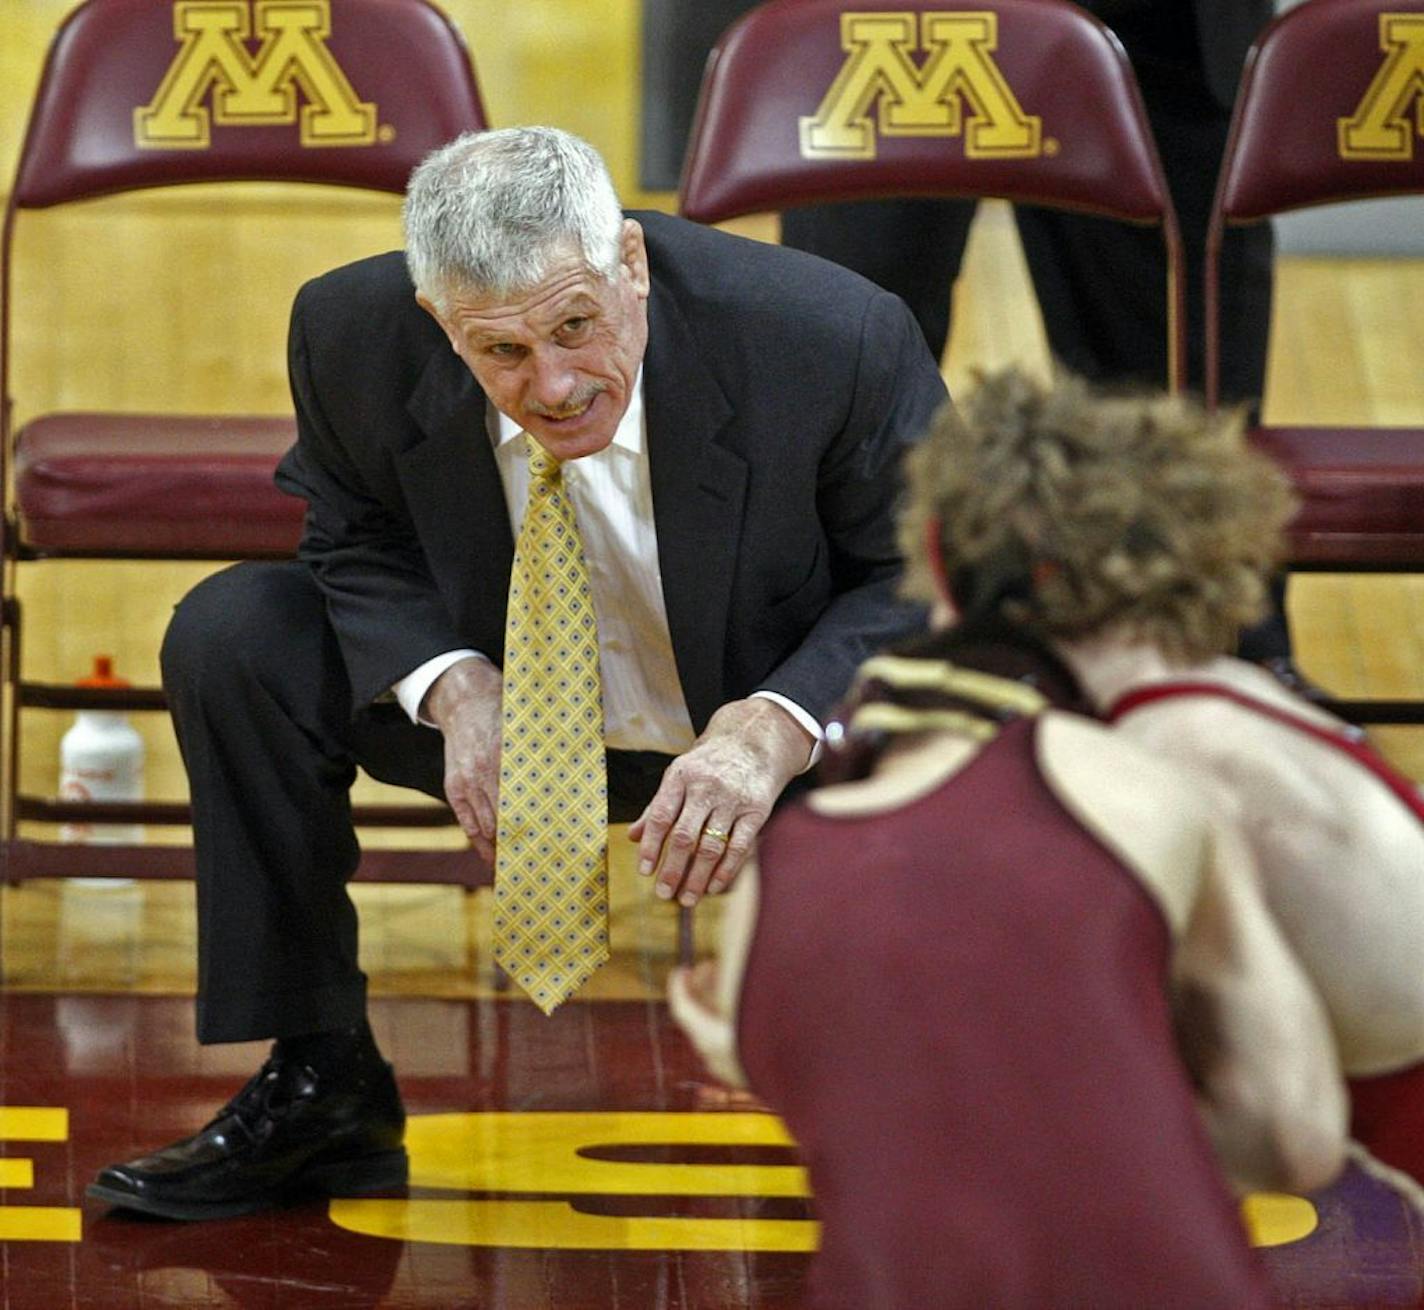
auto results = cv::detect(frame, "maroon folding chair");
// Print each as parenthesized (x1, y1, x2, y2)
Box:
(1207, 0, 1424, 723)
(678, 0, 1186, 388)
(0, 0, 491, 883)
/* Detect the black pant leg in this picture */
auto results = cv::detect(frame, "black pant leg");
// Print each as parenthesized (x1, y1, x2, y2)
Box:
(779, 198, 978, 360)
(1234, 576, 1293, 664)
(1012, 33, 1283, 660)
(161, 560, 445, 1044)
(1014, 44, 1273, 404)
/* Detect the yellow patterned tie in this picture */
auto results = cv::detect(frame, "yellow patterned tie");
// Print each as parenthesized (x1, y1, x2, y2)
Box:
(494, 435, 609, 1013)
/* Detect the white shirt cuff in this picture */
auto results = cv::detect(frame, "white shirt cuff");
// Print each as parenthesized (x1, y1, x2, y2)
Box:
(751, 690, 824, 772)
(393, 649, 486, 726)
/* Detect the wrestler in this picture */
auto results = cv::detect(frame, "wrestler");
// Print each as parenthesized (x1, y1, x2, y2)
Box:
(671, 605, 1345, 1307)
(899, 367, 1424, 1192)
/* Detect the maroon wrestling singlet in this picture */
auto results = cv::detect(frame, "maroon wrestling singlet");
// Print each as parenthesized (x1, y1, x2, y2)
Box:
(738, 715, 1270, 1309)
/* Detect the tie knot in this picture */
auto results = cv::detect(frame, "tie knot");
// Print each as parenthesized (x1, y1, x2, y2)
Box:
(526, 434, 560, 484)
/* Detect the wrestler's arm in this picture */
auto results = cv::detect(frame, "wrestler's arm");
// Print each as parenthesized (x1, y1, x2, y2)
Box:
(1173, 815, 1348, 1194)
(666, 860, 762, 1089)
(1037, 712, 1347, 1194)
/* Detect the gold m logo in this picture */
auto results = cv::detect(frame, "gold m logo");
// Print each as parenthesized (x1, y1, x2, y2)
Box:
(135, 0, 379, 149)
(1339, 14, 1424, 160)
(800, 11, 1041, 160)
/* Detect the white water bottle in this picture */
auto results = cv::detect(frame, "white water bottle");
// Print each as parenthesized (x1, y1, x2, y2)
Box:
(59, 655, 145, 845)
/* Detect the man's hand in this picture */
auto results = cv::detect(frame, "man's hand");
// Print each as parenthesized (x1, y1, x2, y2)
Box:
(628, 698, 813, 907)
(422, 656, 504, 865)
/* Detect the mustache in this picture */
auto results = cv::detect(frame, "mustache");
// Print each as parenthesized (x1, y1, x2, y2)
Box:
(526, 382, 607, 420)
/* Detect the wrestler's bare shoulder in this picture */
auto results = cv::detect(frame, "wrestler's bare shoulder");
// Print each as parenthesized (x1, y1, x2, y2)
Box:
(1037, 711, 1214, 932)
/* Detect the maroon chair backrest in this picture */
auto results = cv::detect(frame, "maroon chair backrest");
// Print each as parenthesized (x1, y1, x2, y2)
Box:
(1216, 0, 1424, 224)
(678, 0, 1172, 225)
(1206, 1, 1424, 407)
(11, 0, 487, 207)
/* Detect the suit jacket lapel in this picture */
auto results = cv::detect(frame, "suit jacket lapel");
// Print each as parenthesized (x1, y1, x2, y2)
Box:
(390, 278, 749, 714)
(644, 278, 747, 731)
(398, 345, 513, 652)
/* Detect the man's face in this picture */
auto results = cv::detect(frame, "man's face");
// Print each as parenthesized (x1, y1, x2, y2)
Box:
(420, 220, 651, 461)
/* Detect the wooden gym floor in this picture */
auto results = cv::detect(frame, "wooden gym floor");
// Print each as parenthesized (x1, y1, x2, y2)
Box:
(2, 202, 1423, 1305)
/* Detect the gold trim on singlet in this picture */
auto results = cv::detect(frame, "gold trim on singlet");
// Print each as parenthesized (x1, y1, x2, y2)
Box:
(846, 702, 1001, 742)
(854, 655, 1050, 716)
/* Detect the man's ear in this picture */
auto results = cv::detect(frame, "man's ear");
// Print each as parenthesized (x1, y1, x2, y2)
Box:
(619, 219, 650, 298)
(415, 291, 462, 355)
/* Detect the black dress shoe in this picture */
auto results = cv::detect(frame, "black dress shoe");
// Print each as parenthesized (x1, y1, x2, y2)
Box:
(87, 1040, 408, 1221)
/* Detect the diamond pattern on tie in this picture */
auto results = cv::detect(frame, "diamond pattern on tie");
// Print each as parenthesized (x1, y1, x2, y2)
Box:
(494, 436, 609, 1013)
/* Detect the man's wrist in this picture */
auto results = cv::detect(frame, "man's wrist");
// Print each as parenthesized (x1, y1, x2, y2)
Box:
(715, 695, 816, 782)
(423, 655, 501, 729)
(394, 649, 484, 725)
(749, 690, 822, 772)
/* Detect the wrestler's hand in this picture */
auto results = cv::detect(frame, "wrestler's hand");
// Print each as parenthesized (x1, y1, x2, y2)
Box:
(422, 656, 504, 866)
(673, 959, 722, 1015)
(628, 697, 813, 907)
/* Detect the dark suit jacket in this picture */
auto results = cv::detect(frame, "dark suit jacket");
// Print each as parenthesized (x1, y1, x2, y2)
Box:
(274, 210, 948, 733)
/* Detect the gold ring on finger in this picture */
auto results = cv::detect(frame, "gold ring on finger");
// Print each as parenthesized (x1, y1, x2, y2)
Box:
(702, 824, 731, 845)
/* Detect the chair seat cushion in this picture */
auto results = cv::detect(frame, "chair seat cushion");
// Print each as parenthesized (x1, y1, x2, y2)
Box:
(15, 413, 304, 555)
(1251, 425, 1424, 568)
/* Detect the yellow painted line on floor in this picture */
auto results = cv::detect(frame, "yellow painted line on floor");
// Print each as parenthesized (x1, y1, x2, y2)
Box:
(405, 1111, 807, 1196)
(333, 1111, 814, 1251)
(0, 1159, 35, 1188)
(0, 1108, 69, 1142)
(1243, 1192, 1318, 1248)
(0, 1206, 82, 1242)
(332, 1198, 819, 1252)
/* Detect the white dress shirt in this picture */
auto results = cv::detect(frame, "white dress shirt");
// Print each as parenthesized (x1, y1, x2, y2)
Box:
(392, 374, 821, 763)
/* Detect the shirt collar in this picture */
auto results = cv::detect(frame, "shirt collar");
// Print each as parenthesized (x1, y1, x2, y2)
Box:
(489, 367, 645, 456)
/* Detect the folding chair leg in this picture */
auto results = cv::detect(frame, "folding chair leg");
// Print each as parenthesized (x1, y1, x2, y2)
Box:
(3, 596, 22, 845)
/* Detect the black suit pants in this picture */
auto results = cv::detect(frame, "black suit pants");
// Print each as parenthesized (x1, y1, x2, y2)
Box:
(162, 561, 672, 1044)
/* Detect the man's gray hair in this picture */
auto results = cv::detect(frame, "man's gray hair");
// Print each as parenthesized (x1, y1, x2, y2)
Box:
(403, 126, 624, 307)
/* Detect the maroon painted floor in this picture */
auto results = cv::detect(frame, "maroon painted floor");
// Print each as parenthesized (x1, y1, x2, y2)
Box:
(1, 993, 1421, 1308)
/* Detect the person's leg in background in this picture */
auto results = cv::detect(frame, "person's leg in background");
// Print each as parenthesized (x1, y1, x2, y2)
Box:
(1015, 6, 1286, 663)
(1012, 28, 1272, 404)
(639, 0, 754, 192)
(779, 198, 977, 362)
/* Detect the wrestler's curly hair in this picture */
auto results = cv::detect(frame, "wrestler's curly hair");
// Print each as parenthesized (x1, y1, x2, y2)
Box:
(899, 367, 1298, 663)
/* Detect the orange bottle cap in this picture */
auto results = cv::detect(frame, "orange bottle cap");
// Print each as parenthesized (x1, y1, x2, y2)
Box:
(76, 655, 130, 689)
